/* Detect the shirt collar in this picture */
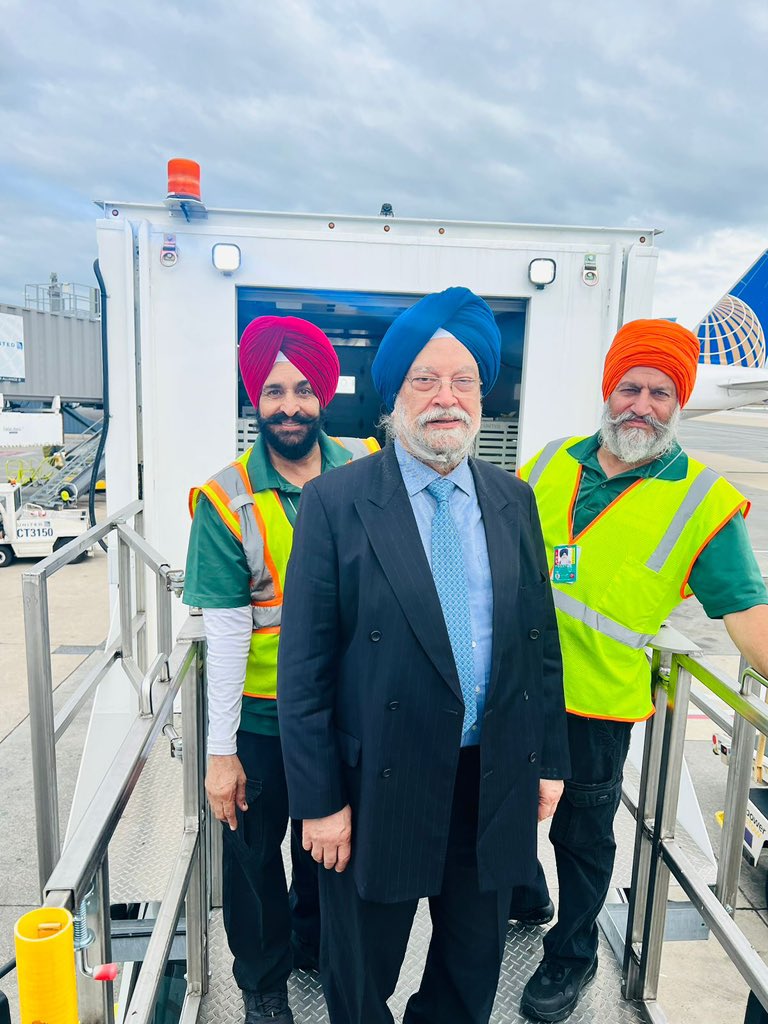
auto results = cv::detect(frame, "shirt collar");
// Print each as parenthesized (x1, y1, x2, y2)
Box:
(394, 438, 473, 496)
(248, 431, 350, 494)
(567, 431, 688, 482)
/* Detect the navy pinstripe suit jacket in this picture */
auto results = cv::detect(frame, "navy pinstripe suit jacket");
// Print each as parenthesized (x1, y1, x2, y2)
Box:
(277, 443, 570, 903)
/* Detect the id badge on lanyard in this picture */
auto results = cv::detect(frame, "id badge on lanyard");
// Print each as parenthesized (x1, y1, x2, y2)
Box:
(553, 544, 579, 583)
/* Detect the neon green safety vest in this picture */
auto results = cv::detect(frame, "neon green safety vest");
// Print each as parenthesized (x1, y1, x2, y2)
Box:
(189, 436, 380, 701)
(519, 437, 750, 721)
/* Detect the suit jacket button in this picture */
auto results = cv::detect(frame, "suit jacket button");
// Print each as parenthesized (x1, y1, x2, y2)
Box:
(388, 701, 400, 710)
(528, 752, 537, 764)
(370, 630, 382, 642)
(528, 628, 541, 640)
(523, 690, 529, 701)
(381, 768, 392, 778)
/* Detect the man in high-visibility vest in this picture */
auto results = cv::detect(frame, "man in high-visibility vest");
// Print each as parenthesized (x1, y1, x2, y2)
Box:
(183, 316, 379, 1024)
(515, 319, 768, 1023)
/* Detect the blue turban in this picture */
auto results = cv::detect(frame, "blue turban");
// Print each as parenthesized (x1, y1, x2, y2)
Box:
(372, 287, 501, 410)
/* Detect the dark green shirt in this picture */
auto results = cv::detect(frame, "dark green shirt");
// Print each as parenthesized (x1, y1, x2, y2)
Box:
(566, 433, 767, 619)
(183, 432, 353, 734)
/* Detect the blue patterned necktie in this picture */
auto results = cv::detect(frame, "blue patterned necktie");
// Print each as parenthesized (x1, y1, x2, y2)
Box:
(426, 478, 477, 734)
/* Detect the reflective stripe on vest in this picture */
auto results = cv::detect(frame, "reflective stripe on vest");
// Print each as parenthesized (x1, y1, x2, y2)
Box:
(331, 436, 380, 458)
(552, 589, 655, 650)
(645, 468, 718, 572)
(190, 435, 380, 701)
(526, 437, 569, 490)
(520, 437, 749, 720)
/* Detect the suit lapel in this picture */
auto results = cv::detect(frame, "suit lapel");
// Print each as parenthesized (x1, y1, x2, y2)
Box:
(471, 460, 520, 703)
(354, 447, 462, 700)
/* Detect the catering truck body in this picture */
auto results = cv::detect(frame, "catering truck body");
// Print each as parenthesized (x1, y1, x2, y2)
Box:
(95, 187, 658, 631)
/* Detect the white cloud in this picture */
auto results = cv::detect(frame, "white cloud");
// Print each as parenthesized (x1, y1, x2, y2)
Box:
(653, 228, 768, 329)
(1, 0, 767, 310)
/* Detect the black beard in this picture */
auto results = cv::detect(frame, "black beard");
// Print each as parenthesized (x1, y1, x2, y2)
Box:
(256, 410, 322, 461)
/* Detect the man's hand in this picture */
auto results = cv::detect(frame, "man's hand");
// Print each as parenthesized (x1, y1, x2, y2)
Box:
(303, 805, 352, 872)
(205, 754, 247, 830)
(538, 779, 564, 822)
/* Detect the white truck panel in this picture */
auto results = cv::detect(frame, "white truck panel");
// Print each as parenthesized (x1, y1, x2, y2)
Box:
(96, 206, 657, 598)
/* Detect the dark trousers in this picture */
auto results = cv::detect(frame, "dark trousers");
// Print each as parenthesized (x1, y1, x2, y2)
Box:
(516, 714, 633, 966)
(745, 994, 768, 1024)
(222, 730, 320, 994)
(319, 747, 511, 1024)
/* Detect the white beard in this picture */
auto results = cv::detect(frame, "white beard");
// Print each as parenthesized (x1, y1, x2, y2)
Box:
(382, 399, 479, 468)
(599, 403, 681, 465)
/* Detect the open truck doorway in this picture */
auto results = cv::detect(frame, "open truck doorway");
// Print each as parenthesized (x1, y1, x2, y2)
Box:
(236, 287, 527, 467)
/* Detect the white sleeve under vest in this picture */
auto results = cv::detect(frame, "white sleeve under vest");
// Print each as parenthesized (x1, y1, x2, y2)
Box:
(202, 606, 253, 756)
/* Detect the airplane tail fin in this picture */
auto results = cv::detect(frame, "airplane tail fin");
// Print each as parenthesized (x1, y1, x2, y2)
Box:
(696, 249, 768, 368)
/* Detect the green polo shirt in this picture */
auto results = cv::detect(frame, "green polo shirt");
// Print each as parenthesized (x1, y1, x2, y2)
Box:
(566, 433, 767, 619)
(183, 432, 353, 735)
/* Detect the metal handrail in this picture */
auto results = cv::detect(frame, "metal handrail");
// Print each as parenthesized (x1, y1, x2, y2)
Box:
(23, 499, 169, 893)
(22, 500, 209, 1023)
(624, 637, 768, 1020)
(44, 642, 196, 907)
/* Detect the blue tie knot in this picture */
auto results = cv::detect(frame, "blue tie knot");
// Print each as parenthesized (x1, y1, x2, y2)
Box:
(426, 478, 455, 505)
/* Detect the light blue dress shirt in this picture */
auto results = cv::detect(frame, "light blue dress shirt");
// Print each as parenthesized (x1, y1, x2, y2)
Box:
(394, 440, 494, 746)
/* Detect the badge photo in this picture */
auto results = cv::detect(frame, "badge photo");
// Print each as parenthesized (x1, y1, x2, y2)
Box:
(553, 545, 578, 583)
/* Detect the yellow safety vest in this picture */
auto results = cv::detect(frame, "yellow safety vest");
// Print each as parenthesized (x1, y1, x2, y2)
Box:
(520, 437, 749, 721)
(189, 436, 380, 700)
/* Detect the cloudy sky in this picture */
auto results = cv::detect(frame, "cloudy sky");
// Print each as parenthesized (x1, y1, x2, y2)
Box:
(2, 0, 766, 327)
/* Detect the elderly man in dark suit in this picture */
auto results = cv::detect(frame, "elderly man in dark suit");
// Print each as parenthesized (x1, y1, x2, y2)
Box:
(277, 287, 570, 1024)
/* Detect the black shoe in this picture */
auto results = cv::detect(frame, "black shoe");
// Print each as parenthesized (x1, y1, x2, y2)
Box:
(520, 956, 598, 1022)
(509, 898, 555, 926)
(243, 990, 294, 1024)
(291, 932, 320, 972)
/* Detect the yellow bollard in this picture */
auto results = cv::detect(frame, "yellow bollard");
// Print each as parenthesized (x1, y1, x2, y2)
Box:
(14, 907, 78, 1024)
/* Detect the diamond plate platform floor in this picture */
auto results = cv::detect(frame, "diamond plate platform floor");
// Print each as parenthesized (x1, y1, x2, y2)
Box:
(199, 903, 644, 1024)
(109, 714, 184, 904)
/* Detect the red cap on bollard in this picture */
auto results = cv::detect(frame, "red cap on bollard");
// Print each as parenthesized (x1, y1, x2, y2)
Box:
(93, 963, 119, 982)
(167, 159, 201, 201)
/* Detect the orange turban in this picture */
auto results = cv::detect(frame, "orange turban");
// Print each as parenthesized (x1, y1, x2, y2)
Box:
(602, 319, 701, 408)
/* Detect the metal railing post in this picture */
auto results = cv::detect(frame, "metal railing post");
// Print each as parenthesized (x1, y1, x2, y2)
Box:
(117, 530, 134, 664)
(182, 641, 209, 994)
(156, 568, 172, 679)
(78, 857, 115, 1024)
(716, 656, 758, 914)
(134, 508, 148, 672)
(623, 648, 668, 999)
(638, 658, 693, 1000)
(23, 571, 60, 898)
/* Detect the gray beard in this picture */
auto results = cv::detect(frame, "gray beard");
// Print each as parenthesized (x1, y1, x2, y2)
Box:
(599, 402, 680, 465)
(598, 401, 684, 466)
(381, 399, 479, 469)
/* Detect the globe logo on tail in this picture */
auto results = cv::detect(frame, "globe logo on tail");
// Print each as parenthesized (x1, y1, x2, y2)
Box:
(697, 295, 766, 368)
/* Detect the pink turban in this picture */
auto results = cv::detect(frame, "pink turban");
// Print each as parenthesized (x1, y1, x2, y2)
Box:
(239, 316, 340, 408)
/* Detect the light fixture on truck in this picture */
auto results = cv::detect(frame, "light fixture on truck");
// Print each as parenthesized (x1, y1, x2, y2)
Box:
(165, 158, 207, 220)
(167, 158, 202, 201)
(528, 258, 557, 289)
(212, 244, 241, 275)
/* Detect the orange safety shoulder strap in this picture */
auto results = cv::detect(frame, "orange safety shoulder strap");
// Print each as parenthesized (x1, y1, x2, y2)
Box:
(189, 481, 242, 541)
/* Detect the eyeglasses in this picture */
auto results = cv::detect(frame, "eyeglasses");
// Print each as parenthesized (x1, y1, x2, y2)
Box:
(405, 375, 482, 396)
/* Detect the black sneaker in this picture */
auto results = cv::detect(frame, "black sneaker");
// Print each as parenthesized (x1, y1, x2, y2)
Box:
(243, 990, 294, 1024)
(520, 956, 598, 1022)
(509, 898, 555, 926)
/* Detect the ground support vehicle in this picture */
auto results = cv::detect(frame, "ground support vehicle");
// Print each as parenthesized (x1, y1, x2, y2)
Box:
(0, 481, 87, 567)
